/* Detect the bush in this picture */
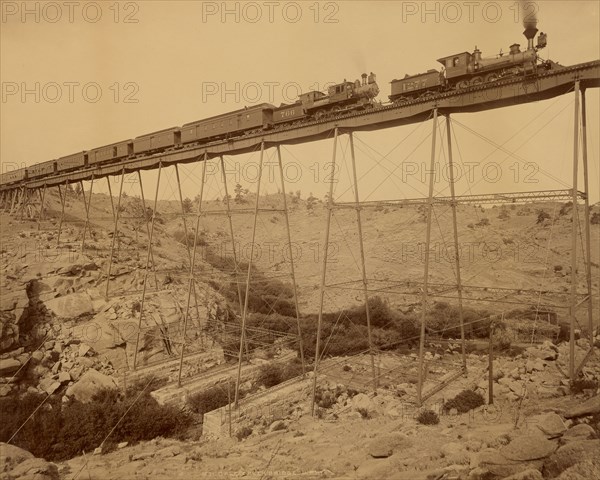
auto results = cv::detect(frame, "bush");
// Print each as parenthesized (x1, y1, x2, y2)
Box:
(0, 387, 191, 462)
(444, 390, 485, 414)
(571, 378, 599, 394)
(187, 384, 231, 415)
(235, 426, 252, 440)
(255, 358, 303, 389)
(537, 210, 551, 224)
(417, 409, 439, 425)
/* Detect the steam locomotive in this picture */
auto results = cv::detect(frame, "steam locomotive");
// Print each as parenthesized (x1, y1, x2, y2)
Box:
(0, 73, 380, 187)
(389, 24, 552, 102)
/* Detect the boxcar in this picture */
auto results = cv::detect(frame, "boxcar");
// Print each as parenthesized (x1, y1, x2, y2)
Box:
(88, 140, 133, 165)
(56, 152, 87, 172)
(272, 102, 306, 125)
(26, 160, 57, 179)
(181, 104, 274, 144)
(0, 168, 27, 186)
(133, 128, 181, 155)
(389, 69, 443, 101)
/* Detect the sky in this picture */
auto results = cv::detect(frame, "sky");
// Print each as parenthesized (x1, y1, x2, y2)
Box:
(1, 0, 599, 203)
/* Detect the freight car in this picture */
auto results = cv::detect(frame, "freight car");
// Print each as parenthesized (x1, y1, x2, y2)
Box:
(133, 128, 181, 155)
(181, 104, 274, 144)
(0, 168, 27, 186)
(26, 160, 57, 179)
(57, 152, 87, 173)
(88, 140, 132, 165)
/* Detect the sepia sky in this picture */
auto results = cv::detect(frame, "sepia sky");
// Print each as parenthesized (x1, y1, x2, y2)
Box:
(1, 0, 599, 203)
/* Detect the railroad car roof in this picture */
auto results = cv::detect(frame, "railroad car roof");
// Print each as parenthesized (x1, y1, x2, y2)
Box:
(391, 69, 440, 82)
(91, 140, 132, 150)
(134, 127, 181, 139)
(182, 103, 276, 127)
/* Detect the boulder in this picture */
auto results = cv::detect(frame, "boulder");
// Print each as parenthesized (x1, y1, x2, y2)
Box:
(8, 457, 59, 480)
(0, 443, 58, 480)
(501, 433, 557, 461)
(477, 448, 539, 478)
(0, 358, 21, 376)
(367, 434, 411, 459)
(555, 459, 600, 479)
(560, 424, 596, 443)
(65, 368, 118, 403)
(43, 292, 95, 319)
(564, 395, 600, 418)
(503, 469, 543, 479)
(542, 440, 600, 478)
(0, 289, 29, 351)
(352, 393, 375, 414)
(531, 413, 567, 438)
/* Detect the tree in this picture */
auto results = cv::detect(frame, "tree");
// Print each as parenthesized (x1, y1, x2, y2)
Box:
(234, 184, 247, 204)
(306, 193, 317, 215)
(182, 197, 193, 213)
(537, 209, 551, 224)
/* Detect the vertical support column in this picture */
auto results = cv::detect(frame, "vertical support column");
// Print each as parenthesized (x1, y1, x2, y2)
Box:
(579, 88, 594, 348)
(234, 142, 265, 406)
(56, 181, 67, 247)
(105, 169, 125, 299)
(445, 115, 467, 372)
(311, 128, 339, 416)
(417, 108, 438, 406)
(106, 176, 116, 223)
(133, 163, 162, 370)
(18, 187, 27, 220)
(137, 170, 159, 289)
(37, 184, 47, 230)
(174, 164, 203, 336)
(220, 156, 245, 313)
(569, 81, 580, 383)
(178, 157, 208, 387)
(348, 133, 377, 391)
(276, 145, 306, 374)
(9, 189, 18, 214)
(81, 176, 94, 253)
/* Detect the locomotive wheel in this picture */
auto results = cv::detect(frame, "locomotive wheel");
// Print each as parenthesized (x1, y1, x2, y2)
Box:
(470, 77, 483, 86)
(315, 111, 325, 120)
(485, 73, 499, 83)
(456, 80, 470, 90)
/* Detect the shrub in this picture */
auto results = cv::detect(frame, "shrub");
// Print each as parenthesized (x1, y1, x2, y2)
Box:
(571, 379, 599, 394)
(476, 217, 490, 227)
(0, 387, 191, 462)
(417, 409, 439, 425)
(235, 426, 252, 440)
(444, 390, 485, 414)
(537, 210, 551, 224)
(255, 358, 303, 389)
(591, 212, 600, 225)
(187, 384, 230, 415)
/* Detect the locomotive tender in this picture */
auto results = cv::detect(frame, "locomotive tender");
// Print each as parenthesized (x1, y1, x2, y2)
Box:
(0, 24, 561, 188)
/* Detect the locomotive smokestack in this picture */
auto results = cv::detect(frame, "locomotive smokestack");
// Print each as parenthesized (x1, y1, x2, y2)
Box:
(521, 0, 538, 50)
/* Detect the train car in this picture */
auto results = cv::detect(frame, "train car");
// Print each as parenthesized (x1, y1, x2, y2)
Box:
(389, 69, 443, 102)
(26, 160, 57, 179)
(56, 152, 87, 172)
(88, 140, 133, 165)
(181, 104, 274, 144)
(133, 127, 181, 155)
(0, 168, 27, 186)
(272, 102, 306, 125)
